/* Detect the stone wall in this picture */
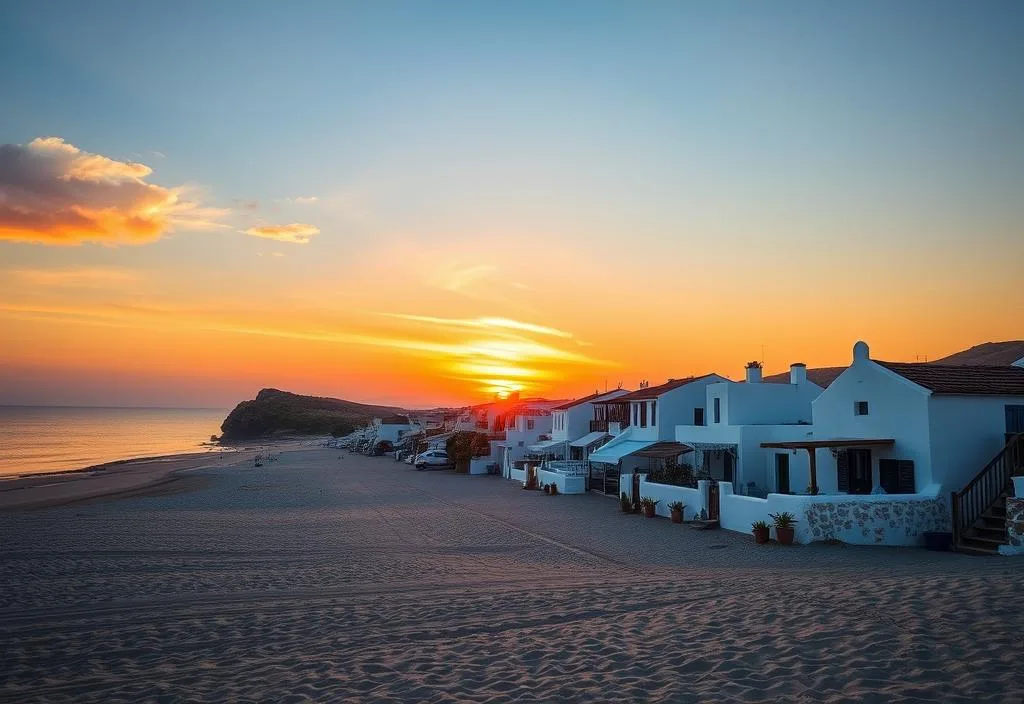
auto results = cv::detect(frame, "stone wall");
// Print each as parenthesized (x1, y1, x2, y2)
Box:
(998, 497, 1024, 556)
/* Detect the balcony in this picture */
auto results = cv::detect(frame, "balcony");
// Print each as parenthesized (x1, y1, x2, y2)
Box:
(589, 419, 609, 433)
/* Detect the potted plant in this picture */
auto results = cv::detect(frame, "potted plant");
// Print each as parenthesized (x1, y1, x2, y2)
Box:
(620, 492, 632, 513)
(805, 485, 820, 495)
(639, 497, 659, 518)
(668, 501, 685, 524)
(770, 512, 797, 545)
(543, 483, 551, 495)
(550, 483, 559, 496)
(751, 520, 770, 544)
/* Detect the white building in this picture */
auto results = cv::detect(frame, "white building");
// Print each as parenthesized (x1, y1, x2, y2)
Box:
(588, 374, 729, 495)
(711, 341, 1024, 549)
(528, 389, 632, 460)
(676, 361, 823, 495)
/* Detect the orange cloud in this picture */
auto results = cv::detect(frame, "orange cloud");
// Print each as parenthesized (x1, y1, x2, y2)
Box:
(9, 267, 142, 288)
(244, 223, 319, 244)
(0, 137, 227, 246)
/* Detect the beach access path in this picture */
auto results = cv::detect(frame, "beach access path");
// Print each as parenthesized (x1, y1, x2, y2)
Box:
(2, 448, 1021, 702)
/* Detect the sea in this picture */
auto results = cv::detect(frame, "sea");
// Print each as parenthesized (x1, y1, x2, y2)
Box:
(0, 406, 229, 477)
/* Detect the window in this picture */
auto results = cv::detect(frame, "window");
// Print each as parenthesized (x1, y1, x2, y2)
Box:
(694, 408, 705, 426)
(527, 418, 535, 430)
(1007, 405, 1024, 436)
(713, 397, 721, 424)
(633, 403, 639, 426)
(855, 401, 869, 416)
(775, 454, 790, 494)
(650, 401, 657, 427)
(639, 402, 647, 427)
(879, 459, 915, 494)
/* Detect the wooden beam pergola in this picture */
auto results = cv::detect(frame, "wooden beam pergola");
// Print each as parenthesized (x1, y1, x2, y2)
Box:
(760, 439, 895, 493)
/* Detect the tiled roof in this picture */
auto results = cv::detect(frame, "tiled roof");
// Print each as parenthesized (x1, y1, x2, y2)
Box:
(876, 361, 1024, 396)
(613, 375, 715, 402)
(550, 392, 604, 411)
(552, 390, 631, 410)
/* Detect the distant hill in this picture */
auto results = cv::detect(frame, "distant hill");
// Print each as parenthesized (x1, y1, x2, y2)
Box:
(932, 341, 1024, 366)
(219, 388, 410, 441)
(763, 340, 1024, 388)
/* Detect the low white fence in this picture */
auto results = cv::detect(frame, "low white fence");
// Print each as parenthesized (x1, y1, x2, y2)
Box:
(717, 482, 949, 546)
(537, 467, 586, 494)
(620, 474, 706, 521)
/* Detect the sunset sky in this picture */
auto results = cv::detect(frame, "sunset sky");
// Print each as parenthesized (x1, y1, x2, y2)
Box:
(2, 1, 1022, 409)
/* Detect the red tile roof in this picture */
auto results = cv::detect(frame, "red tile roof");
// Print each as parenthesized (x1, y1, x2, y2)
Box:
(612, 374, 716, 402)
(876, 361, 1024, 396)
(551, 391, 613, 411)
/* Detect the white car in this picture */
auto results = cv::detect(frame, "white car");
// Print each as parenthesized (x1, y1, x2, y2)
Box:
(414, 450, 451, 470)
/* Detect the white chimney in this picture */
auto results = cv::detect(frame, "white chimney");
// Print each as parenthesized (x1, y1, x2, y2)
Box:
(790, 363, 807, 385)
(745, 361, 762, 384)
(853, 340, 870, 363)
(1013, 357, 1024, 369)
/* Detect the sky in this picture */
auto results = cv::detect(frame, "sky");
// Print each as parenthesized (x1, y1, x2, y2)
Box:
(1, 1, 1022, 409)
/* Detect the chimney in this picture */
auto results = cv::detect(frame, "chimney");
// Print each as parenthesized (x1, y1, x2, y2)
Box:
(790, 363, 807, 385)
(745, 361, 762, 384)
(853, 340, 870, 363)
(1013, 357, 1024, 369)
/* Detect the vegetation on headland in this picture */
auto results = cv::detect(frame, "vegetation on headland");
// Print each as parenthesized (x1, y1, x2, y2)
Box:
(220, 388, 409, 441)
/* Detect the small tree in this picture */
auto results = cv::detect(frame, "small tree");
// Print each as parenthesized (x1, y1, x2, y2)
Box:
(446, 431, 492, 473)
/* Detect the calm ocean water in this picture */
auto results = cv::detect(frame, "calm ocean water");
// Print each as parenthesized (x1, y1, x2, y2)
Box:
(0, 406, 229, 477)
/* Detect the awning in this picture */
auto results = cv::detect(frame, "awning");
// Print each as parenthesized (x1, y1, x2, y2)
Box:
(570, 431, 609, 448)
(761, 438, 894, 450)
(633, 441, 693, 459)
(528, 438, 566, 453)
(588, 440, 654, 464)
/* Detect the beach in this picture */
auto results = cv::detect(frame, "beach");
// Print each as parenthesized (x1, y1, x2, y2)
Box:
(2, 448, 1021, 703)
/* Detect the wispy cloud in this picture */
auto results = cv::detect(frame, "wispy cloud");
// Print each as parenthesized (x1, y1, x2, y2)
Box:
(382, 313, 573, 339)
(244, 223, 319, 244)
(0, 137, 227, 246)
(9, 267, 143, 288)
(430, 264, 497, 294)
(287, 196, 319, 204)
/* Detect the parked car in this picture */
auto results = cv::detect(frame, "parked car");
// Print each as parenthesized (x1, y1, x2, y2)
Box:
(414, 450, 451, 470)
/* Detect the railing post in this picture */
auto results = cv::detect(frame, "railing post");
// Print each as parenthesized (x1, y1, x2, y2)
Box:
(950, 491, 960, 547)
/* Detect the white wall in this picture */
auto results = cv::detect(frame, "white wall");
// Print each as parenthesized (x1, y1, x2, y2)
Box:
(629, 376, 729, 442)
(717, 482, 948, 546)
(928, 395, 1024, 492)
(537, 468, 586, 494)
(637, 476, 704, 520)
(812, 358, 932, 493)
(707, 380, 821, 426)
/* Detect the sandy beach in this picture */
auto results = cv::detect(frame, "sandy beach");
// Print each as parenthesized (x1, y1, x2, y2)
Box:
(2, 448, 1021, 703)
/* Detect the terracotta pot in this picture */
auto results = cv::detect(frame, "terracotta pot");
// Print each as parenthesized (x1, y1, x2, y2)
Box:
(752, 527, 770, 544)
(670, 509, 683, 524)
(643, 505, 656, 518)
(775, 526, 795, 545)
(550, 485, 558, 496)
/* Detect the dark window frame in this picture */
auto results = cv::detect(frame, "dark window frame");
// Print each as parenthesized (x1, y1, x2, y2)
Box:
(713, 397, 721, 424)
(855, 401, 869, 416)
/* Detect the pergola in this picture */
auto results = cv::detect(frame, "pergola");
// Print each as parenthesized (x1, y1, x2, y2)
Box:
(759, 438, 895, 493)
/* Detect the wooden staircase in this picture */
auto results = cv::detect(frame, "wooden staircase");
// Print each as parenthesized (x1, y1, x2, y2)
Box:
(952, 433, 1022, 555)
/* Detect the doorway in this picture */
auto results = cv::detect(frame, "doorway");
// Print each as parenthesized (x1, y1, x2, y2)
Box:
(848, 449, 872, 495)
(775, 453, 790, 494)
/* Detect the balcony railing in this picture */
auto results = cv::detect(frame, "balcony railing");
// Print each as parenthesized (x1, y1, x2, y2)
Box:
(589, 419, 608, 433)
(543, 460, 590, 477)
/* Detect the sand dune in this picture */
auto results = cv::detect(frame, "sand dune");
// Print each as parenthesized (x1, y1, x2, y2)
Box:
(2, 449, 1021, 702)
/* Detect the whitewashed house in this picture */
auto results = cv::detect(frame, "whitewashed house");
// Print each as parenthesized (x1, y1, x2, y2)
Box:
(528, 389, 631, 460)
(714, 341, 1024, 550)
(497, 406, 554, 477)
(675, 362, 823, 494)
(588, 374, 729, 496)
